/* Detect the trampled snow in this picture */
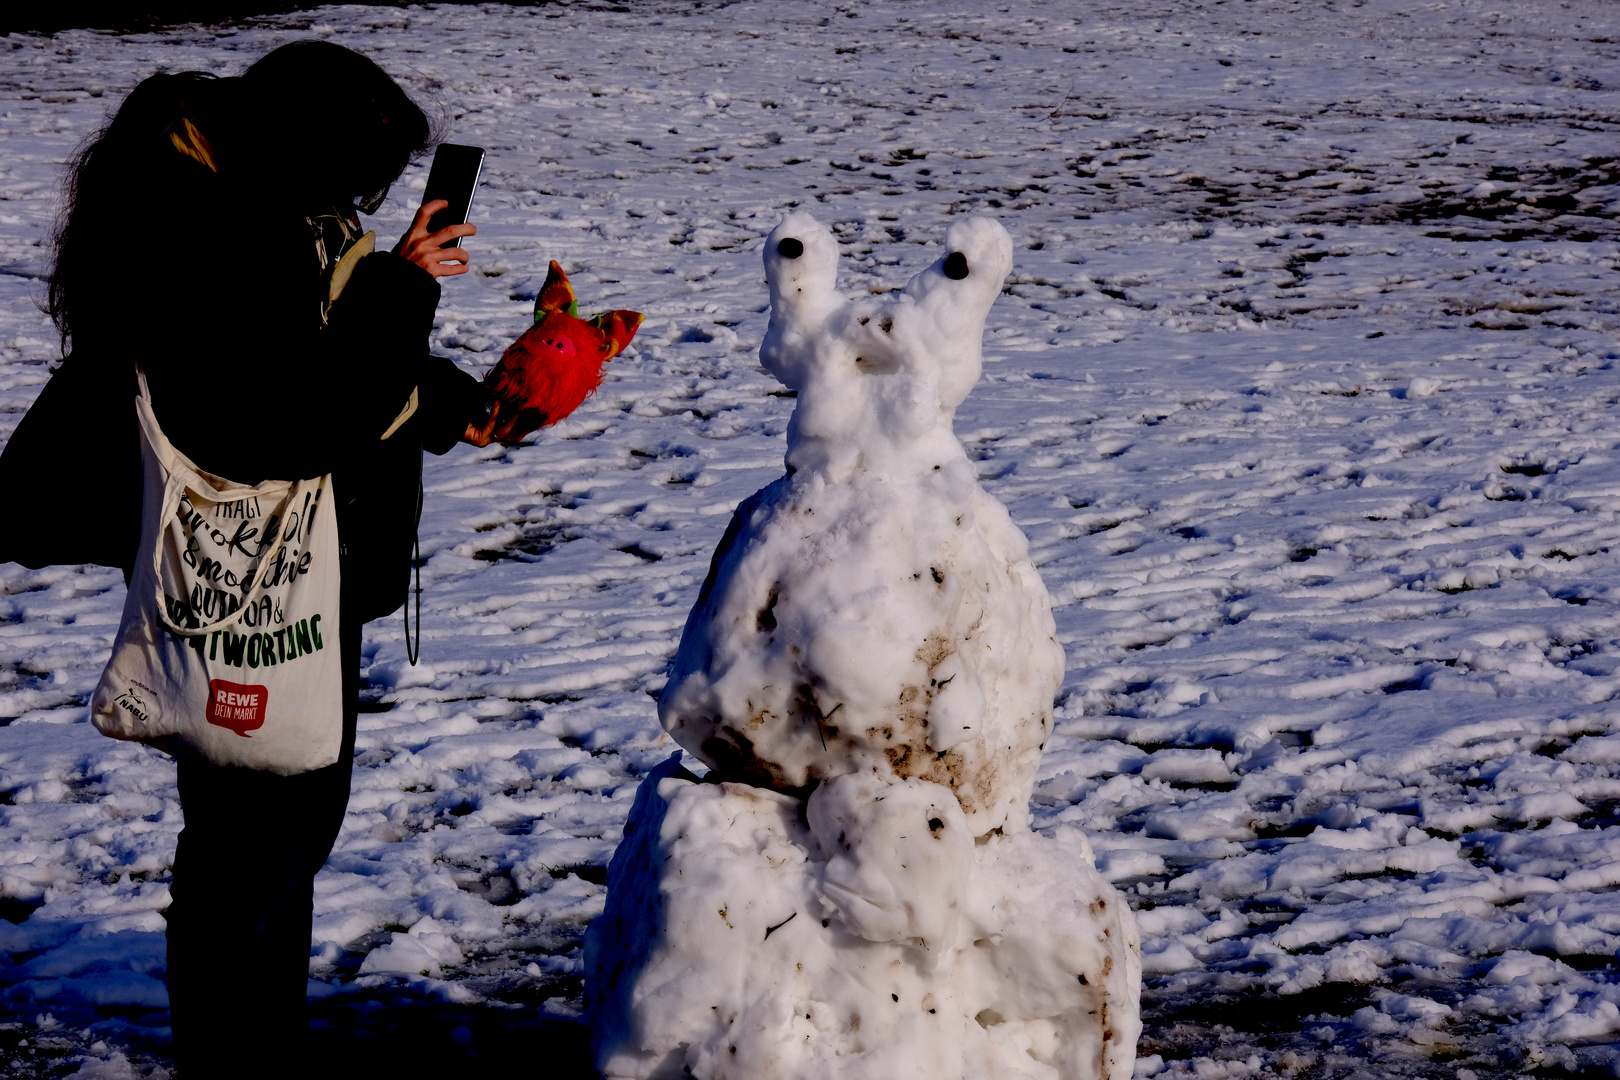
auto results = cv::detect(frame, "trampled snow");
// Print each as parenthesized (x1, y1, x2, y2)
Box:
(2, 0, 1620, 1076)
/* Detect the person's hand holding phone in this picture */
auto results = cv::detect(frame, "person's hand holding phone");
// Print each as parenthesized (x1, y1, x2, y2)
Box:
(400, 143, 485, 278)
(397, 200, 476, 277)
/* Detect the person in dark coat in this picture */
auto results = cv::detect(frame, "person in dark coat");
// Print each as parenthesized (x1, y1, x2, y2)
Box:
(0, 41, 515, 1075)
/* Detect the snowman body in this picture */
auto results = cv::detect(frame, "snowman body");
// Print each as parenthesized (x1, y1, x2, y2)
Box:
(588, 215, 1140, 1080)
(658, 213, 1064, 835)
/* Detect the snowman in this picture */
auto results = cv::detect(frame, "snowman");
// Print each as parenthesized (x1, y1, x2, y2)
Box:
(586, 215, 1140, 1080)
(661, 211, 1063, 835)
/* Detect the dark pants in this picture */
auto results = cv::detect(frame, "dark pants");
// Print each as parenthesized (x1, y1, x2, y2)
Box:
(165, 622, 360, 1077)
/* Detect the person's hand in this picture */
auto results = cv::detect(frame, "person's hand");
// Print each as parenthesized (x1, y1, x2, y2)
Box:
(396, 199, 476, 277)
(461, 386, 498, 447)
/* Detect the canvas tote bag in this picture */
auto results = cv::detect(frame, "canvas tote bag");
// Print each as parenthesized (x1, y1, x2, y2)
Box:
(89, 373, 343, 774)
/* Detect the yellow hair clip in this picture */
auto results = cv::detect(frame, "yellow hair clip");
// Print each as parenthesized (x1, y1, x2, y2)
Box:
(167, 116, 217, 173)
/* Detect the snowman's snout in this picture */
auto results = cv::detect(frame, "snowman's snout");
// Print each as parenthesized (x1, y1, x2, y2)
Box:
(778, 237, 805, 259)
(943, 251, 969, 280)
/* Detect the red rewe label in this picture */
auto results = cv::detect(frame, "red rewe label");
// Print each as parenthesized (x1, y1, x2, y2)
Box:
(206, 679, 269, 737)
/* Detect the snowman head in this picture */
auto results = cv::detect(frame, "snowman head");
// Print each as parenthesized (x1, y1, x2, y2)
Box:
(760, 213, 1013, 481)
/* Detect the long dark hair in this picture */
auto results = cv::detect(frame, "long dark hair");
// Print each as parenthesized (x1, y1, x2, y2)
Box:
(46, 41, 433, 353)
(45, 70, 225, 352)
(240, 41, 434, 210)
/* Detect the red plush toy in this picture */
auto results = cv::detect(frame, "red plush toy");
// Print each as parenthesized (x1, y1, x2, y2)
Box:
(472, 261, 642, 444)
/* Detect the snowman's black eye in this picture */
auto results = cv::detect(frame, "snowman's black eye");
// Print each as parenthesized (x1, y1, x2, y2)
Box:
(778, 237, 805, 259)
(943, 252, 969, 280)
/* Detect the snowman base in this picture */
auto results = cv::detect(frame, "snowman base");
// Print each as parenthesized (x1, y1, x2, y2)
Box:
(586, 755, 1141, 1080)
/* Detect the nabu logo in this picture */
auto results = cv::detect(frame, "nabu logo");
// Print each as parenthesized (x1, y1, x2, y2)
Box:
(113, 682, 160, 726)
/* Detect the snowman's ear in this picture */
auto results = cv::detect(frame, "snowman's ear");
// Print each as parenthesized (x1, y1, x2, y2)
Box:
(764, 212, 839, 312)
(911, 217, 1014, 311)
(894, 217, 1014, 412)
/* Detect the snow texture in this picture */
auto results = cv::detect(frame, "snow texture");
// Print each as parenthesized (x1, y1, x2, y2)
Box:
(4, 0, 1620, 1076)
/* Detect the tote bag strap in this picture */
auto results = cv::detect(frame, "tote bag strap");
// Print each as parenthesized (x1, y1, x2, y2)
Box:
(135, 373, 305, 639)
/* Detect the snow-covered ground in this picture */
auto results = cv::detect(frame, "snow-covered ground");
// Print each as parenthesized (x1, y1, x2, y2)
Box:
(3, 0, 1620, 1076)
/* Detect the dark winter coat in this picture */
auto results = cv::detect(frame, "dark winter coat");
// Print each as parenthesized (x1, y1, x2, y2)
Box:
(0, 157, 483, 623)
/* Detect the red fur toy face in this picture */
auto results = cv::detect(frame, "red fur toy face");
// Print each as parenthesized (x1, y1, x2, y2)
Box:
(474, 261, 642, 444)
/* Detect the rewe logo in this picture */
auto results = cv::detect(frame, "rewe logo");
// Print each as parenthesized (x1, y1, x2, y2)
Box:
(206, 679, 269, 736)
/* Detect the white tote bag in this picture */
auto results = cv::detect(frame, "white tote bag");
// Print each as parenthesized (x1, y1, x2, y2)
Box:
(90, 375, 343, 774)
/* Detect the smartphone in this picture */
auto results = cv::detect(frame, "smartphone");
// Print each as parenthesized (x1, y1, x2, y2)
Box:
(421, 143, 485, 248)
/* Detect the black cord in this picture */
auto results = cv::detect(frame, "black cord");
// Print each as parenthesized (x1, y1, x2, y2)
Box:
(404, 530, 421, 666)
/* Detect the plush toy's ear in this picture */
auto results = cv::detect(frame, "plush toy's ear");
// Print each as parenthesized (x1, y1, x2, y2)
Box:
(535, 260, 579, 320)
(590, 310, 644, 360)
